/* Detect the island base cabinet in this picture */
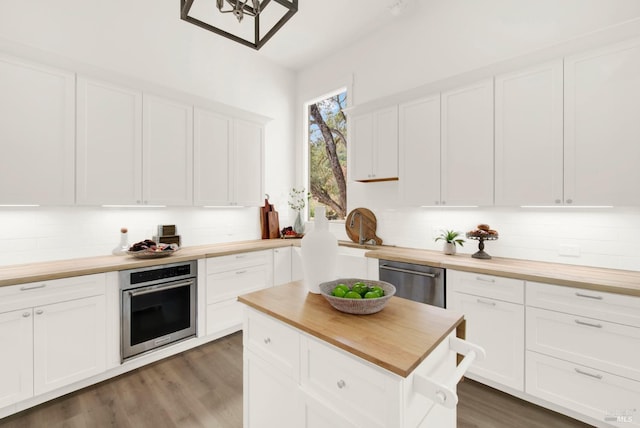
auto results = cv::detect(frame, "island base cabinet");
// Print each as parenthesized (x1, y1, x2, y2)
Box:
(243, 349, 302, 428)
(526, 351, 640, 427)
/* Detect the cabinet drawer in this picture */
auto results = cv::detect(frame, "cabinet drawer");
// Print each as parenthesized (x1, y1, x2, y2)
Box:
(206, 250, 270, 274)
(526, 307, 640, 381)
(526, 351, 640, 427)
(245, 308, 299, 380)
(448, 270, 524, 304)
(206, 264, 269, 304)
(527, 281, 640, 327)
(0, 274, 106, 313)
(301, 336, 396, 427)
(206, 298, 243, 336)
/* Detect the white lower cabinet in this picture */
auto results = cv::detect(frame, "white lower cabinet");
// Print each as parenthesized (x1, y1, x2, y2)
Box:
(0, 274, 107, 410)
(447, 270, 525, 391)
(205, 250, 273, 336)
(274, 247, 293, 286)
(0, 309, 33, 408)
(526, 351, 640, 427)
(244, 307, 458, 428)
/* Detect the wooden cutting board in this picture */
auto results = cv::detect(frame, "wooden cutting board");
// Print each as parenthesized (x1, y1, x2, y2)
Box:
(267, 210, 280, 239)
(260, 199, 272, 239)
(345, 208, 382, 245)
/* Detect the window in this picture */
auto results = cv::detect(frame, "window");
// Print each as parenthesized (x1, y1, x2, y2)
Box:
(307, 89, 347, 220)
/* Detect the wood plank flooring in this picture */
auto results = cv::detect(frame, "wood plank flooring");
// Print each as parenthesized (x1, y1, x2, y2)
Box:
(0, 332, 591, 428)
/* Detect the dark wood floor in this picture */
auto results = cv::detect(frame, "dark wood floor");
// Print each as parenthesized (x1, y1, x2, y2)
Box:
(1, 332, 591, 428)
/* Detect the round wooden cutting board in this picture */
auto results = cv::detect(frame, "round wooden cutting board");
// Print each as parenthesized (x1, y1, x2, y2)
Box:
(345, 208, 383, 245)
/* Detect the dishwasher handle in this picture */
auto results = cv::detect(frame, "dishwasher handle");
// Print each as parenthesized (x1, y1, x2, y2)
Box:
(380, 264, 437, 278)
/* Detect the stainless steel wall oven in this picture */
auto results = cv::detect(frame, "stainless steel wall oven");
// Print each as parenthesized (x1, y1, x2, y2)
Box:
(120, 260, 197, 361)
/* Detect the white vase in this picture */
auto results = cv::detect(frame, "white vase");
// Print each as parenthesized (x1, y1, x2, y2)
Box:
(293, 211, 304, 234)
(443, 242, 457, 255)
(301, 206, 337, 294)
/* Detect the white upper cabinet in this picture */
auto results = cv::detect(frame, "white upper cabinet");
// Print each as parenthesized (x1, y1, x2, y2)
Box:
(441, 79, 494, 206)
(495, 60, 564, 206)
(351, 106, 398, 182)
(0, 55, 75, 205)
(142, 95, 193, 206)
(194, 108, 264, 206)
(564, 38, 640, 206)
(76, 77, 143, 205)
(399, 95, 441, 205)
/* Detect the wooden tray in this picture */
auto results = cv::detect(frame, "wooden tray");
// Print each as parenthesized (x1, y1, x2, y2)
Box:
(345, 208, 382, 245)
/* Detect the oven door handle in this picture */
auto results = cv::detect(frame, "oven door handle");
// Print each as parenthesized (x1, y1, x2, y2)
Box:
(379, 265, 437, 278)
(128, 280, 194, 297)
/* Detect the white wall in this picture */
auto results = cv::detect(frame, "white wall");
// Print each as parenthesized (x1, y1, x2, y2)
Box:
(297, 0, 640, 272)
(0, 0, 297, 266)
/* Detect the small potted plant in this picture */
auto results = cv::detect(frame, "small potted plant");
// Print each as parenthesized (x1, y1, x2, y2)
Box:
(435, 230, 465, 255)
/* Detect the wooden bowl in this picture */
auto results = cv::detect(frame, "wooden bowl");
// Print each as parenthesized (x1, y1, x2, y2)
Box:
(319, 278, 396, 315)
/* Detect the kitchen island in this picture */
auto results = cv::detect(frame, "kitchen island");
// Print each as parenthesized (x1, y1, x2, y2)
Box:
(238, 281, 482, 428)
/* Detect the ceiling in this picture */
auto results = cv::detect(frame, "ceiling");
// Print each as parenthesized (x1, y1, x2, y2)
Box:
(252, 0, 407, 70)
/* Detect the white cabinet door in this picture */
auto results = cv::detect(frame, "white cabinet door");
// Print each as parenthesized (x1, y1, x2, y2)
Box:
(565, 38, 640, 206)
(441, 79, 494, 206)
(0, 309, 33, 408)
(76, 77, 143, 205)
(233, 119, 264, 206)
(143, 95, 193, 206)
(33, 295, 106, 395)
(194, 109, 264, 206)
(495, 60, 564, 206)
(451, 292, 524, 391)
(244, 350, 302, 428)
(0, 55, 75, 205)
(351, 113, 375, 181)
(350, 106, 398, 182)
(193, 108, 231, 206)
(399, 95, 441, 206)
(274, 247, 292, 286)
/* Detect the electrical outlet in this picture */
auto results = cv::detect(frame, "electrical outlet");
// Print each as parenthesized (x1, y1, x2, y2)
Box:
(558, 244, 581, 257)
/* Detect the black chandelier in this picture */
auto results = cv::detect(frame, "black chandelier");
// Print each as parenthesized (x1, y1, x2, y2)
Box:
(180, 0, 298, 50)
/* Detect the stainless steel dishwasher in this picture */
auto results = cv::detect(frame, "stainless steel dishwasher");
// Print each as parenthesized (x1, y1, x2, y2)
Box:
(378, 259, 445, 308)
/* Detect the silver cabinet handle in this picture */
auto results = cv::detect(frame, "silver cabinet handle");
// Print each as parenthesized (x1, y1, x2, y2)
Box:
(235, 254, 246, 258)
(574, 368, 602, 380)
(476, 298, 496, 307)
(379, 265, 437, 277)
(336, 379, 346, 389)
(236, 270, 247, 275)
(575, 319, 603, 329)
(475, 277, 495, 283)
(35, 309, 44, 315)
(575, 292, 603, 300)
(263, 337, 271, 345)
(20, 283, 46, 291)
(22, 312, 31, 318)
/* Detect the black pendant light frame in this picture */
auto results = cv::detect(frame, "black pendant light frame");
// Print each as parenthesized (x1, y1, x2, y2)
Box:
(180, 0, 298, 50)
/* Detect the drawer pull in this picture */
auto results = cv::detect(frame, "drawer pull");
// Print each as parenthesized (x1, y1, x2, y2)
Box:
(476, 298, 496, 307)
(20, 283, 46, 291)
(336, 379, 346, 389)
(235, 254, 246, 259)
(475, 277, 495, 283)
(236, 270, 247, 275)
(575, 319, 602, 328)
(22, 312, 31, 318)
(575, 292, 603, 300)
(35, 309, 44, 315)
(574, 368, 603, 380)
(263, 337, 271, 345)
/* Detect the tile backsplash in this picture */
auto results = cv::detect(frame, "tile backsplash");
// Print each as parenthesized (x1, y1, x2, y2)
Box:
(1, 206, 639, 273)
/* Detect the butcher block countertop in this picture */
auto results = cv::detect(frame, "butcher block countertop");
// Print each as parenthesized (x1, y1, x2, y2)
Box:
(0, 239, 293, 287)
(366, 247, 640, 297)
(1, 237, 639, 298)
(238, 281, 465, 377)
